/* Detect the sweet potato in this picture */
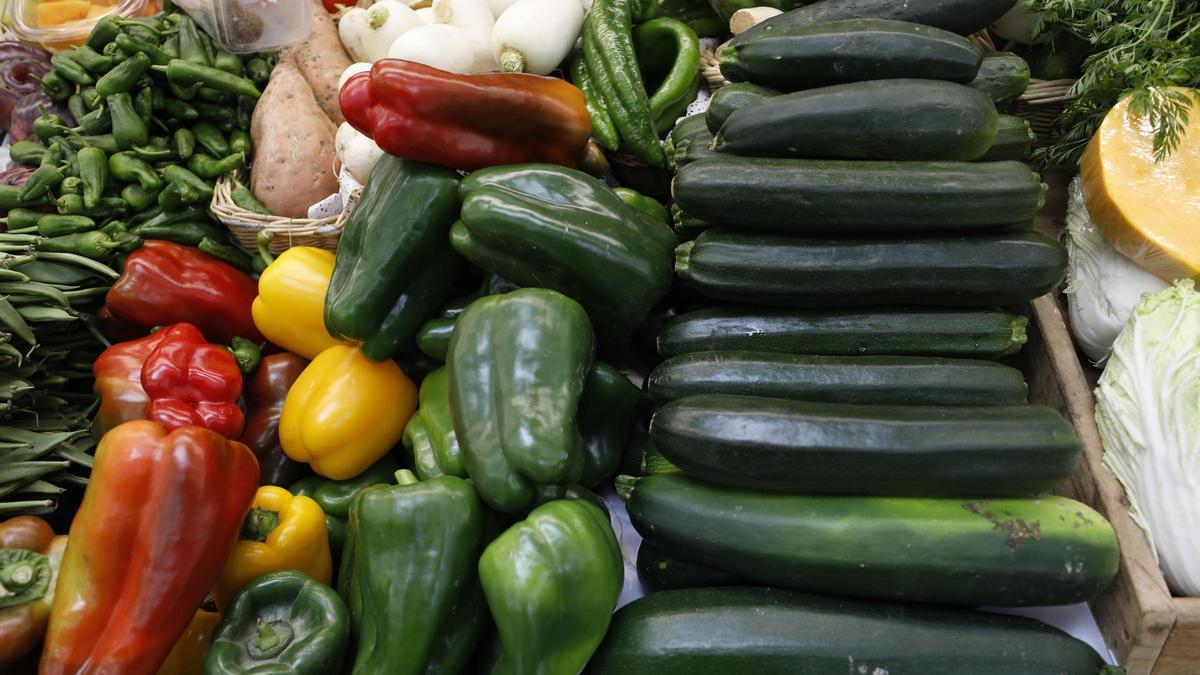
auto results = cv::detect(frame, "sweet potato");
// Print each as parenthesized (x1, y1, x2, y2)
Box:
(292, 0, 353, 125)
(250, 54, 340, 218)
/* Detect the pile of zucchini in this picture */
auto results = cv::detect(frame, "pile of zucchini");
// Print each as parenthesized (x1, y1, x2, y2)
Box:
(600, 6, 1123, 673)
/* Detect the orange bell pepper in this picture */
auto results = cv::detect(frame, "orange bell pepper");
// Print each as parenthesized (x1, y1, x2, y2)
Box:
(154, 603, 220, 675)
(0, 517, 66, 669)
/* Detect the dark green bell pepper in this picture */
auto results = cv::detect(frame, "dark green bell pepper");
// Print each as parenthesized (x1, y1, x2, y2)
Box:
(205, 570, 349, 675)
(480, 499, 624, 674)
(339, 470, 487, 675)
(402, 367, 466, 481)
(325, 157, 462, 361)
(447, 289, 595, 513)
(451, 164, 675, 331)
(290, 456, 401, 560)
(578, 362, 645, 488)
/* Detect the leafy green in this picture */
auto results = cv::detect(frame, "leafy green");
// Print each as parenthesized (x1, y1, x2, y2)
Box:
(1027, 0, 1200, 167)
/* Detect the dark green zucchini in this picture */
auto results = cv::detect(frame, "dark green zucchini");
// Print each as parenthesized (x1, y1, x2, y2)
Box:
(970, 52, 1031, 105)
(672, 156, 1045, 232)
(670, 203, 710, 241)
(646, 351, 1028, 406)
(674, 229, 1067, 307)
(714, 79, 1000, 161)
(636, 541, 741, 592)
(656, 306, 1029, 359)
(737, 0, 1017, 37)
(664, 113, 709, 164)
(981, 114, 1035, 161)
(668, 130, 720, 172)
(650, 395, 1081, 495)
(591, 587, 1123, 674)
(624, 474, 1121, 606)
(705, 82, 780, 134)
(721, 19, 983, 91)
(619, 432, 681, 476)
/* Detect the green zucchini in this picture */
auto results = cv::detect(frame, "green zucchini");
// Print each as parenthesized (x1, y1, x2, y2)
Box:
(675, 229, 1066, 307)
(636, 541, 740, 592)
(672, 156, 1045, 232)
(705, 82, 780, 134)
(970, 52, 1031, 105)
(669, 203, 709, 241)
(713, 79, 1000, 161)
(624, 474, 1121, 606)
(721, 19, 983, 91)
(646, 351, 1029, 406)
(650, 395, 1080, 495)
(592, 587, 1123, 674)
(671, 132, 720, 170)
(619, 432, 681, 476)
(663, 113, 709, 164)
(981, 114, 1035, 161)
(737, 0, 1018, 37)
(656, 306, 1029, 359)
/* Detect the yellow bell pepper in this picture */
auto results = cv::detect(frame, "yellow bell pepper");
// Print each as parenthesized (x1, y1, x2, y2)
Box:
(280, 345, 417, 480)
(213, 486, 333, 610)
(251, 247, 351, 360)
(155, 606, 221, 675)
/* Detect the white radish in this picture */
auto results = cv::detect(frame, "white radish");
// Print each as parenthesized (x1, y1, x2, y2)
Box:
(491, 0, 583, 74)
(433, 0, 498, 71)
(388, 23, 479, 73)
(358, 0, 425, 61)
(336, 123, 386, 185)
(338, 62, 373, 91)
(338, 8, 372, 62)
(415, 6, 435, 22)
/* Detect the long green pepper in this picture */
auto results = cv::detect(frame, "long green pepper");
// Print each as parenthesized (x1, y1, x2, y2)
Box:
(76, 147, 109, 210)
(94, 51, 150, 97)
(107, 93, 149, 149)
(570, 51, 620, 151)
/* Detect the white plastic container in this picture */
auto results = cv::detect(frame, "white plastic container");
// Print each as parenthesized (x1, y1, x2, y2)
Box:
(176, 0, 313, 53)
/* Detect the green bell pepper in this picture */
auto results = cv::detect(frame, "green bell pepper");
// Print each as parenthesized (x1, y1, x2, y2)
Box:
(613, 186, 669, 223)
(480, 500, 624, 675)
(578, 362, 645, 488)
(324, 157, 462, 361)
(452, 164, 675, 331)
(635, 17, 701, 134)
(290, 455, 401, 560)
(339, 470, 487, 675)
(402, 367, 466, 481)
(205, 570, 349, 675)
(447, 289, 595, 513)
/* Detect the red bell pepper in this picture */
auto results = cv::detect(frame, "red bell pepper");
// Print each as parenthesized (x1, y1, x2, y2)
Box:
(91, 329, 168, 439)
(40, 421, 259, 675)
(239, 352, 309, 487)
(340, 60, 593, 171)
(142, 324, 245, 439)
(103, 241, 263, 345)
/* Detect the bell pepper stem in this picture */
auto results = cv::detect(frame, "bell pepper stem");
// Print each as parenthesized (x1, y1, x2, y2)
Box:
(226, 336, 262, 375)
(239, 507, 280, 542)
(251, 618, 294, 658)
(394, 469, 419, 486)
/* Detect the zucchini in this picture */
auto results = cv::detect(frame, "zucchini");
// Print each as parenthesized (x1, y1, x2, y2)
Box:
(636, 541, 740, 592)
(668, 130, 719, 172)
(705, 82, 780, 134)
(619, 432, 681, 477)
(663, 113, 708, 163)
(669, 203, 709, 241)
(721, 19, 982, 91)
(657, 306, 1029, 359)
(592, 587, 1123, 675)
(713, 79, 999, 161)
(646, 351, 1029, 406)
(624, 474, 1121, 606)
(981, 114, 1035, 161)
(675, 229, 1067, 307)
(737, 0, 1018, 37)
(970, 52, 1031, 105)
(672, 156, 1045, 232)
(650, 395, 1081, 496)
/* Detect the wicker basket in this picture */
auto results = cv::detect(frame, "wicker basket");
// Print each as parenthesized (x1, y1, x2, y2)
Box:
(211, 174, 356, 255)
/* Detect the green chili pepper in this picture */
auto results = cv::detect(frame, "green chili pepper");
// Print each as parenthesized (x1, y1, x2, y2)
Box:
(59, 176, 82, 195)
(94, 52, 151, 97)
(199, 236, 255, 273)
(81, 86, 101, 109)
(634, 17, 701, 134)
(130, 144, 176, 162)
(65, 134, 121, 154)
(34, 112, 68, 144)
(135, 87, 154, 124)
(162, 165, 213, 201)
(67, 94, 88, 123)
(228, 129, 252, 156)
(120, 184, 159, 210)
(69, 46, 114, 73)
(168, 81, 202, 101)
(54, 194, 85, 214)
(187, 152, 245, 179)
(128, 204, 207, 229)
(54, 194, 124, 217)
(570, 50, 620, 152)
(107, 93, 149, 149)
(39, 71, 73, 102)
(177, 16, 209, 66)
(75, 105, 111, 135)
(214, 51, 243, 75)
(101, 40, 125, 60)
(236, 96, 254, 130)
(113, 34, 172, 66)
(76, 146, 109, 210)
(87, 15, 122, 51)
(173, 128, 196, 159)
(39, 231, 119, 258)
(245, 58, 270, 85)
(120, 21, 159, 43)
(51, 52, 94, 86)
(100, 220, 127, 235)
(191, 122, 229, 157)
(19, 162, 64, 203)
(162, 98, 199, 122)
(0, 186, 47, 211)
(109, 152, 162, 191)
(157, 59, 262, 99)
(37, 215, 95, 237)
(108, 229, 142, 253)
(161, 34, 180, 60)
(4, 209, 44, 231)
(230, 178, 270, 215)
(130, 220, 218, 246)
(196, 87, 233, 106)
(156, 183, 186, 209)
(10, 141, 47, 167)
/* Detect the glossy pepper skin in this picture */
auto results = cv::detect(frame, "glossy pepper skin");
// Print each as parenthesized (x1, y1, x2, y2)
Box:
(141, 323, 244, 439)
(252, 247, 349, 360)
(280, 345, 417, 480)
(0, 517, 66, 670)
(40, 422, 259, 675)
(155, 606, 220, 675)
(340, 61, 592, 172)
(324, 157, 462, 362)
(479, 500, 623, 675)
(290, 456, 400, 561)
(206, 571, 348, 675)
(402, 367, 466, 481)
(213, 486, 333, 611)
(447, 289, 595, 513)
(452, 165, 675, 331)
(634, 18, 701, 133)
(239, 353, 310, 487)
(339, 470, 487, 675)
(91, 328, 168, 438)
(104, 240, 263, 344)
(578, 363, 645, 488)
